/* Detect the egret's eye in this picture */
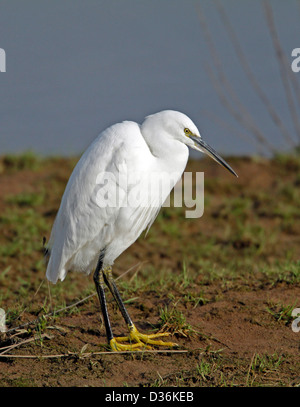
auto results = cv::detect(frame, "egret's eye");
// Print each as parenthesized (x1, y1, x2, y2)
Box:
(184, 128, 190, 136)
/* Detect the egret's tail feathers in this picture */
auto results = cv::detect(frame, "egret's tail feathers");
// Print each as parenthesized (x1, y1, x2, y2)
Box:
(46, 252, 67, 284)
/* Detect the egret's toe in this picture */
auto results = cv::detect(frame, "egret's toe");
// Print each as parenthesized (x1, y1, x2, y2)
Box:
(128, 325, 178, 348)
(110, 337, 150, 351)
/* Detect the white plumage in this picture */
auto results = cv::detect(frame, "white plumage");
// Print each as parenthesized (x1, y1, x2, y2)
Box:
(46, 110, 236, 285)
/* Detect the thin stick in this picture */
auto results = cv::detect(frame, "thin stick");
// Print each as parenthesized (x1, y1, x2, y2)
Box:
(0, 333, 53, 355)
(33, 279, 44, 299)
(0, 348, 189, 359)
(115, 261, 147, 282)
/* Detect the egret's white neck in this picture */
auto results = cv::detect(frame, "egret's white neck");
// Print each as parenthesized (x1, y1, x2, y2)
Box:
(141, 124, 189, 173)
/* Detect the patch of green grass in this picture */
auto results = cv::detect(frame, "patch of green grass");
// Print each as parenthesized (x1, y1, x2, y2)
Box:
(273, 152, 300, 172)
(183, 291, 207, 308)
(153, 208, 185, 239)
(1, 151, 41, 172)
(278, 183, 300, 203)
(266, 301, 297, 324)
(252, 353, 283, 374)
(0, 208, 49, 259)
(196, 358, 221, 382)
(245, 353, 285, 386)
(158, 304, 195, 337)
(3, 377, 37, 387)
(261, 260, 300, 286)
(0, 265, 12, 281)
(5, 191, 45, 207)
(174, 262, 194, 289)
(5, 303, 26, 326)
(34, 314, 49, 345)
(225, 220, 275, 256)
(213, 196, 253, 221)
(118, 266, 158, 296)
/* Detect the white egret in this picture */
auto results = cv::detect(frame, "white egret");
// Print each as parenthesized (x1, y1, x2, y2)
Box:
(45, 110, 237, 351)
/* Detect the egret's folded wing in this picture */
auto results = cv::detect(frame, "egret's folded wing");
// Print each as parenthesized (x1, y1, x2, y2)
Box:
(46, 121, 150, 283)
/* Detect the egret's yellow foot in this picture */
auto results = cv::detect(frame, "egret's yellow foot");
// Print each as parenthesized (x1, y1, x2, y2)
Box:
(109, 337, 149, 351)
(110, 324, 178, 351)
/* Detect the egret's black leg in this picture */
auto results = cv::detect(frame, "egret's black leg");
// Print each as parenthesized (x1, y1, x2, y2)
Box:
(102, 266, 133, 328)
(93, 254, 147, 351)
(102, 266, 178, 349)
(93, 256, 113, 343)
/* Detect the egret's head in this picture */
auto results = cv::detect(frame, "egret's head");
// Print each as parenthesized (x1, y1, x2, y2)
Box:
(144, 110, 237, 177)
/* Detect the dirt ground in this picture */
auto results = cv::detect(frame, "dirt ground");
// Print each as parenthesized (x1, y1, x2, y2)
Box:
(0, 153, 299, 387)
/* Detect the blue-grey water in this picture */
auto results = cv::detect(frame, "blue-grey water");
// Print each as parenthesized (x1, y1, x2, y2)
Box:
(0, 0, 300, 157)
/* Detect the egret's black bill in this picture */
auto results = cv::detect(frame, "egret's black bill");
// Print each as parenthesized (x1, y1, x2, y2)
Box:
(190, 136, 238, 177)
